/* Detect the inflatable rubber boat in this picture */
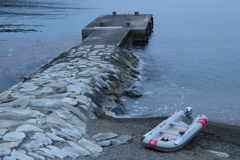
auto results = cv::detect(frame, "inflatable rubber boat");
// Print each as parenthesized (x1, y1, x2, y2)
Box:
(143, 107, 207, 152)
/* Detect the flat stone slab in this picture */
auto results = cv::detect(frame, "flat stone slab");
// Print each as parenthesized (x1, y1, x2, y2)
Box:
(78, 138, 103, 154)
(93, 132, 118, 141)
(3, 131, 26, 142)
(110, 135, 133, 146)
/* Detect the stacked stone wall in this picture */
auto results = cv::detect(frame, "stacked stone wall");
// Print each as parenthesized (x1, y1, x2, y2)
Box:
(0, 45, 139, 159)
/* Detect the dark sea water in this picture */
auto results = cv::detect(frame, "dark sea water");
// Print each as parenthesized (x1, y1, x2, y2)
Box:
(0, 0, 240, 125)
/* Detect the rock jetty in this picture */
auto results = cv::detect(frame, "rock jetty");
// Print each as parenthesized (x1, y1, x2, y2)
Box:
(0, 44, 139, 159)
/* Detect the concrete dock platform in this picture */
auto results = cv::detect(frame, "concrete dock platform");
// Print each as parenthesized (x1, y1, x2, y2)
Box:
(82, 12, 153, 48)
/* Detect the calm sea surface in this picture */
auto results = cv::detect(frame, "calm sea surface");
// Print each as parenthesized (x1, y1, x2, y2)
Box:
(1, 0, 240, 125)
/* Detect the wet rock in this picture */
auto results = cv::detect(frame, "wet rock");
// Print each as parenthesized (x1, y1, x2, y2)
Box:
(61, 146, 80, 159)
(3, 131, 26, 142)
(78, 138, 103, 153)
(16, 124, 43, 132)
(67, 141, 90, 156)
(110, 135, 133, 146)
(93, 132, 118, 141)
(123, 90, 142, 98)
(0, 148, 11, 157)
(111, 105, 127, 115)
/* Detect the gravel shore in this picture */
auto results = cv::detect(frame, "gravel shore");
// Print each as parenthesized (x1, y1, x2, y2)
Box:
(86, 115, 240, 160)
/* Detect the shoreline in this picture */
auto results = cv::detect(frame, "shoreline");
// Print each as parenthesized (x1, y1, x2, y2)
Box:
(86, 115, 240, 160)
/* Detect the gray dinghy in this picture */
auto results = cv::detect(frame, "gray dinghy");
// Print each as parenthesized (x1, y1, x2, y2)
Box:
(143, 107, 208, 152)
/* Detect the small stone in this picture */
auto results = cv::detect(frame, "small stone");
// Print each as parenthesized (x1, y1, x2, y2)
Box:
(28, 152, 45, 160)
(97, 140, 111, 147)
(207, 150, 230, 158)
(110, 135, 133, 146)
(11, 149, 34, 160)
(61, 128, 82, 139)
(93, 132, 118, 141)
(105, 111, 116, 117)
(123, 90, 142, 98)
(22, 140, 43, 152)
(0, 142, 21, 149)
(53, 86, 67, 93)
(3, 132, 26, 142)
(111, 105, 127, 115)
(32, 132, 52, 145)
(46, 132, 65, 142)
(78, 138, 102, 153)
(61, 146, 80, 159)
(0, 129, 8, 136)
(16, 124, 43, 132)
(0, 148, 11, 157)
(67, 141, 90, 156)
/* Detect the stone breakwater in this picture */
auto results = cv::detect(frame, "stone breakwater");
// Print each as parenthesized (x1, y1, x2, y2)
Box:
(0, 45, 139, 159)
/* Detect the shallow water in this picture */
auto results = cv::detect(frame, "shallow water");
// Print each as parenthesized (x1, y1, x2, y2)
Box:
(0, 0, 240, 125)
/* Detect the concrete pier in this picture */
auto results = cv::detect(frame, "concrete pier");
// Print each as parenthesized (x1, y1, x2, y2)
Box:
(82, 12, 153, 48)
(0, 13, 153, 159)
